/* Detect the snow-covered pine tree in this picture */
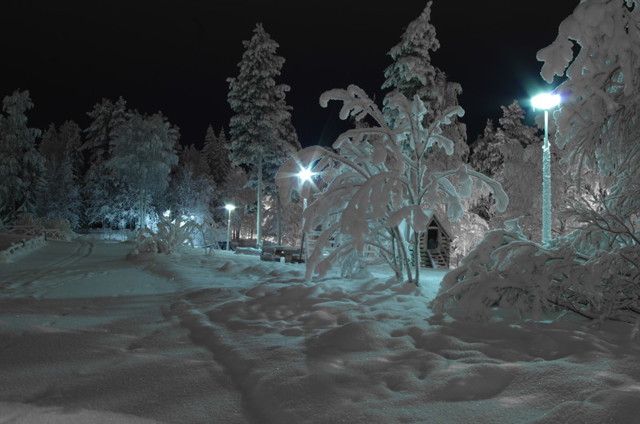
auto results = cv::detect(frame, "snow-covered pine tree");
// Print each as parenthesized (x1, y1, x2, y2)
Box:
(467, 101, 573, 241)
(38, 121, 83, 227)
(382, 0, 470, 249)
(277, 86, 508, 285)
(82, 97, 129, 166)
(202, 125, 232, 185)
(107, 111, 179, 229)
(498, 101, 539, 148)
(469, 119, 502, 178)
(217, 166, 255, 239)
(0, 90, 45, 223)
(82, 97, 131, 227)
(491, 101, 546, 240)
(58, 120, 83, 175)
(227, 23, 300, 248)
(382, 1, 440, 105)
(382, 1, 468, 170)
(428, 70, 469, 169)
(262, 106, 300, 245)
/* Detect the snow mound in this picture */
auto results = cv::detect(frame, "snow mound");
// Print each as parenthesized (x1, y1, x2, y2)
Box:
(307, 321, 384, 353)
(159, 252, 640, 423)
(0, 401, 160, 424)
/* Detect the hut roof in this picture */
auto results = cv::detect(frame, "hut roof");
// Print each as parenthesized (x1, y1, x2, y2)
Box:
(425, 210, 452, 240)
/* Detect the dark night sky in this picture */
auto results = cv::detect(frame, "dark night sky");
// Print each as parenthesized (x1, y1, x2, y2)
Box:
(0, 1, 577, 149)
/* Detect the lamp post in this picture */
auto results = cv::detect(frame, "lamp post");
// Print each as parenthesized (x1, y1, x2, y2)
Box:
(297, 167, 315, 210)
(224, 204, 236, 251)
(297, 166, 316, 260)
(531, 93, 561, 245)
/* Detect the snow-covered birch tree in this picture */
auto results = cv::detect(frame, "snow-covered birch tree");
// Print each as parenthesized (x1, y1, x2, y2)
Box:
(277, 85, 508, 285)
(227, 23, 300, 249)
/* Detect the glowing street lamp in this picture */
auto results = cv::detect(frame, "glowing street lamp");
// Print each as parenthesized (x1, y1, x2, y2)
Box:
(531, 93, 560, 111)
(531, 92, 561, 245)
(297, 166, 315, 184)
(297, 166, 316, 260)
(224, 204, 236, 251)
(297, 166, 316, 210)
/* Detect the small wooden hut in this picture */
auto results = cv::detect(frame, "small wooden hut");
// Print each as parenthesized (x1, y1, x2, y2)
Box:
(418, 213, 452, 268)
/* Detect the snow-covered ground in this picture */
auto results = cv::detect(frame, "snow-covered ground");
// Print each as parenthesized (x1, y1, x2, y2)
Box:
(1, 236, 639, 423)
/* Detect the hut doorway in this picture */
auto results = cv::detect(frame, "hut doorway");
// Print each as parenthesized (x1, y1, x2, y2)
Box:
(418, 214, 451, 269)
(427, 229, 439, 249)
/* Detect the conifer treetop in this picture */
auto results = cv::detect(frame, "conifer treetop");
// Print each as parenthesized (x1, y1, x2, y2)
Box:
(382, 1, 440, 100)
(227, 23, 292, 167)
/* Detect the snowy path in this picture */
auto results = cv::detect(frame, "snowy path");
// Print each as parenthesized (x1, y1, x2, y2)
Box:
(0, 239, 247, 423)
(2, 238, 640, 423)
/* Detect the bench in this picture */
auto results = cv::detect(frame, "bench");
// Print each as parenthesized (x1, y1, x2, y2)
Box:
(260, 246, 304, 263)
(201, 241, 235, 255)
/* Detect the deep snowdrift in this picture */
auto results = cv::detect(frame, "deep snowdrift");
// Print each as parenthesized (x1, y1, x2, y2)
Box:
(1, 237, 639, 423)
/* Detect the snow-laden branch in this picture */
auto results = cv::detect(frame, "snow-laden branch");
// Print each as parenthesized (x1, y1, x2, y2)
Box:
(277, 85, 508, 285)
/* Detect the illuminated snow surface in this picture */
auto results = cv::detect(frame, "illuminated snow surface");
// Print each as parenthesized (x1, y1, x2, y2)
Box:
(1, 236, 640, 423)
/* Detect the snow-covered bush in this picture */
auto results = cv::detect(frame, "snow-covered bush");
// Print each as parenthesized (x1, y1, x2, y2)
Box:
(12, 213, 42, 229)
(277, 86, 508, 285)
(434, 192, 640, 323)
(136, 217, 198, 254)
(41, 217, 74, 240)
(432, 226, 573, 321)
(339, 250, 372, 279)
(432, 221, 640, 323)
(191, 218, 226, 251)
(448, 210, 490, 265)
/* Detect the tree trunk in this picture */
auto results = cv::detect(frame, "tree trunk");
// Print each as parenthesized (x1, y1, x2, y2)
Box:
(413, 231, 421, 286)
(388, 228, 403, 280)
(256, 154, 263, 249)
(393, 226, 414, 285)
(138, 188, 146, 230)
(276, 194, 282, 246)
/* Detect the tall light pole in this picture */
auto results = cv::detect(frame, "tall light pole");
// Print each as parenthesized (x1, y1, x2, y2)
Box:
(224, 204, 236, 251)
(531, 93, 561, 245)
(297, 166, 316, 260)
